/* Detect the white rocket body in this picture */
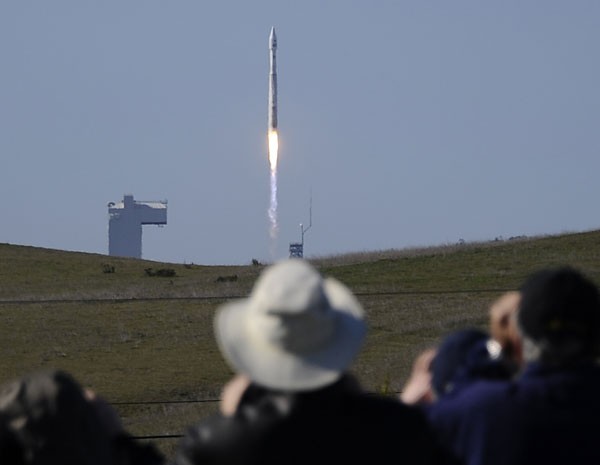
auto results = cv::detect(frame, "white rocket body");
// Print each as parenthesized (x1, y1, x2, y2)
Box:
(268, 27, 277, 131)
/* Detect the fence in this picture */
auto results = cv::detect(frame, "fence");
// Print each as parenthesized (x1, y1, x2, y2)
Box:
(0, 287, 509, 442)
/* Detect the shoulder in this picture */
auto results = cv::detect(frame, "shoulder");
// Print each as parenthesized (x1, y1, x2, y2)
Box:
(339, 394, 441, 452)
(425, 378, 522, 447)
(427, 379, 513, 424)
(352, 393, 428, 423)
(350, 395, 458, 464)
(174, 414, 256, 465)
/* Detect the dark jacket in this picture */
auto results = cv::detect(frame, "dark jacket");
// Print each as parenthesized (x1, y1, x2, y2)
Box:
(174, 375, 444, 465)
(427, 362, 600, 465)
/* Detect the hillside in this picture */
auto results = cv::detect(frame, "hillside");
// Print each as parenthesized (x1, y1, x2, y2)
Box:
(1, 230, 599, 457)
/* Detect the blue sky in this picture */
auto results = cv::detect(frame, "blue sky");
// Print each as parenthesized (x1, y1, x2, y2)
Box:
(1, 2, 599, 265)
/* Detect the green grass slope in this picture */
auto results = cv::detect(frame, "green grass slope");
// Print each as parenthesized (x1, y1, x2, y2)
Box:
(1, 230, 599, 457)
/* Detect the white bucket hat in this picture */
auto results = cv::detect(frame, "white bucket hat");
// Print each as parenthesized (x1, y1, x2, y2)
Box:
(215, 259, 366, 391)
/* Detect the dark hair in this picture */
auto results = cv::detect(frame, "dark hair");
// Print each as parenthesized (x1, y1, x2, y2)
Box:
(518, 267, 600, 356)
(0, 370, 164, 465)
(0, 370, 115, 465)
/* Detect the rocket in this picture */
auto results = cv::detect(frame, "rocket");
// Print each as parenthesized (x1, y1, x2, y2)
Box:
(266, 27, 279, 238)
(268, 27, 278, 131)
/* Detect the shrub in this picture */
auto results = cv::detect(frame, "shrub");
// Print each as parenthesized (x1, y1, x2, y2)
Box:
(145, 268, 176, 277)
(102, 264, 115, 274)
(216, 275, 238, 283)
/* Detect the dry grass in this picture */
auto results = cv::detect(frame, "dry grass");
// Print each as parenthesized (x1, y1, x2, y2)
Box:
(1, 229, 600, 458)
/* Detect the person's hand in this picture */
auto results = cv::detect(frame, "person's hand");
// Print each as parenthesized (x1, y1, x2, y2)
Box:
(489, 292, 520, 344)
(489, 291, 520, 345)
(400, 348, 436, 405)
(489, 291, 523, 365)
(220, 374, 251, 416)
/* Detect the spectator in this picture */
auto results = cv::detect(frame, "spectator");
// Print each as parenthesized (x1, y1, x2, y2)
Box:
(401, 328, 515, 404)
(430, 328, 515, 397)
(0, 369, 163, 465)
(173, 259, 443, 465)
(401, 292, 521, 405)
(426, 266, 600, 465)
(0, 413, 23, 465)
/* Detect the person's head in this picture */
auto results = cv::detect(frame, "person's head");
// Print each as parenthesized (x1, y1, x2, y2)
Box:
(214, 259, 366, 391)
(0, 370, 115, 465)
(0, 370, 163, 465)
(430, 329, 513, 397)
(518, 267, 600, 365)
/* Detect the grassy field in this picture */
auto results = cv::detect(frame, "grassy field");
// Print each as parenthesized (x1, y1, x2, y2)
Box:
(1, 230, 600, 458)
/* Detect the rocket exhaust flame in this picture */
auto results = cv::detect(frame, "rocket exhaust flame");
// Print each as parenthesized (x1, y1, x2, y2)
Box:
(268, 130, 279, 172)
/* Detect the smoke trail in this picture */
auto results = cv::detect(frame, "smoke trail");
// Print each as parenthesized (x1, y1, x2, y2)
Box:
(267, 130, 279, 255)
(269, 168, 278, 240)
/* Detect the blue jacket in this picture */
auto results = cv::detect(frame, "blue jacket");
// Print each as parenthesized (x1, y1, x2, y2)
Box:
(427, 362, 600, 465)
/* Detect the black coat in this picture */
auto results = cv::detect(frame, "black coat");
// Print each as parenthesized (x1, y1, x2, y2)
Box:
(173, 375, 445, 465)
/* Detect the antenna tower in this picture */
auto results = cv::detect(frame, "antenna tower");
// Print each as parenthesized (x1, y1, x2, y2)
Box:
(289, 194, 312, 258)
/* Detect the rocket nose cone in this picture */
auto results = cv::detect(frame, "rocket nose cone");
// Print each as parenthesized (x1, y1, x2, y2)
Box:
(269, 27, 277, 49)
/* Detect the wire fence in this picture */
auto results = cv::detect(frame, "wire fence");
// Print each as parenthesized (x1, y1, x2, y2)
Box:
(0, 288, 507, 442)
(0, 287, 512, 306)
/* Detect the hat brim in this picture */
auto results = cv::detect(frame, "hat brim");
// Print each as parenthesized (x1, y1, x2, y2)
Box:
(215, 277, 366, 391)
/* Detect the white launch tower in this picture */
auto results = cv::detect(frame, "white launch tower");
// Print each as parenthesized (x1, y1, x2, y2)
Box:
(108, 194, 167, 258)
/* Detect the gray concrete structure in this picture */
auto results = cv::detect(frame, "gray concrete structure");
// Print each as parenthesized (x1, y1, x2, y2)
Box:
(108, 194, 167, 258)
